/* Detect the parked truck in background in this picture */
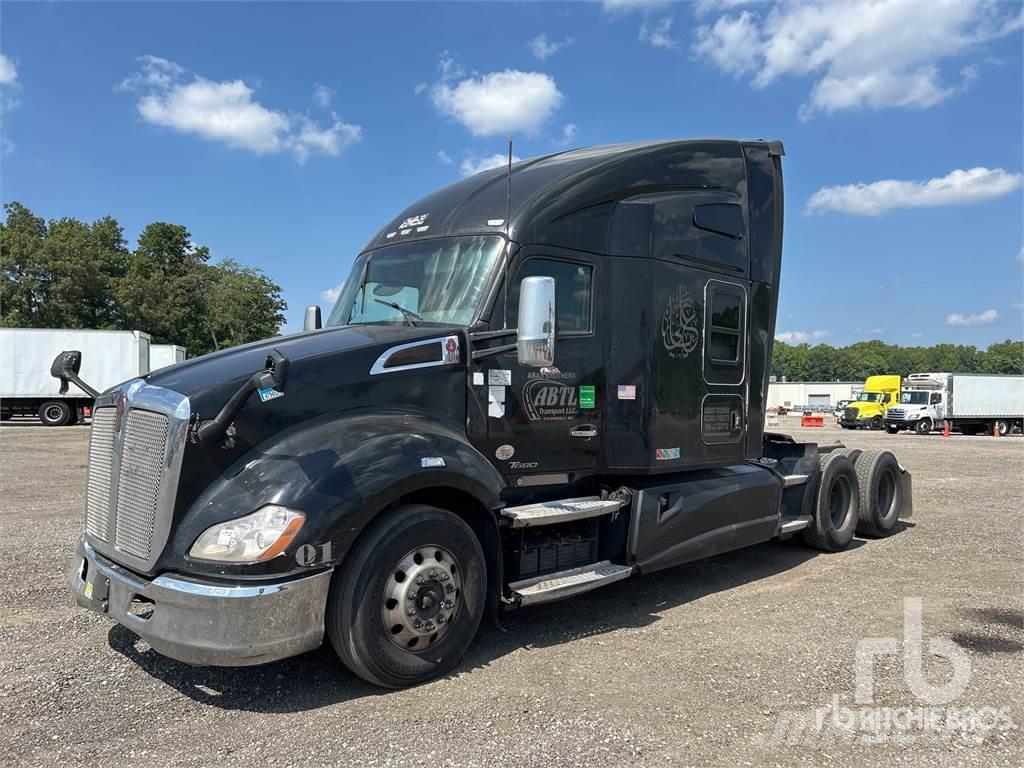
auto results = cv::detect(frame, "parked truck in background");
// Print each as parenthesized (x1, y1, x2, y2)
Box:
(0, 329, 152, 426)
(840, 375, 900, 430)
(150, 344, 187, 371)
(67, 139, 913, 688)
(885, 372, 1024, 436)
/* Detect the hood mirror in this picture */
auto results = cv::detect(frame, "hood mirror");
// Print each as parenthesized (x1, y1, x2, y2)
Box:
(516, 276, 556, 368)
(50, 350, 99, 398)
(304, 305, 322, 331)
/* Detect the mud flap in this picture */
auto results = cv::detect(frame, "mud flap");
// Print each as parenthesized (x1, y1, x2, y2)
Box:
(899, 467, 913, 519)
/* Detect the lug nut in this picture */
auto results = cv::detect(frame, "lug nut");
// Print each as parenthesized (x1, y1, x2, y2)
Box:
(407, 607, 417, 616)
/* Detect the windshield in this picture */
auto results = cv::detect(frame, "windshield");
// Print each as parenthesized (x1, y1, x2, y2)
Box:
(857, 392, 882, 402)
(901, 391, 930, 405)
(326, 236, 504, 327)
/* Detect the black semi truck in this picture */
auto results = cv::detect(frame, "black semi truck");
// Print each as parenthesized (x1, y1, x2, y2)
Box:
(68, 139, 912, 688)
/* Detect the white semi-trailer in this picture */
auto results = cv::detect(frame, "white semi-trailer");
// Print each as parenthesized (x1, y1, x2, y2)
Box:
(150, 344, 187, 371)
(0, 329, 151, 426)
(885, 372, 1024, 436)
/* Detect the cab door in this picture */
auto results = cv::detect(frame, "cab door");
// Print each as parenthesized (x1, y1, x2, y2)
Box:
(479, 248, 603, 479)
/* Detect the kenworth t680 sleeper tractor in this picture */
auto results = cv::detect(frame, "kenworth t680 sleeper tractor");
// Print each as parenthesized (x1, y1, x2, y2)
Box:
(68, 140, 913, 688)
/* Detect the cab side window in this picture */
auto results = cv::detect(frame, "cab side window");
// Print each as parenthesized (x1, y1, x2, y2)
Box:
(508, 258, 593, 334)
(703, 281, 746, 385)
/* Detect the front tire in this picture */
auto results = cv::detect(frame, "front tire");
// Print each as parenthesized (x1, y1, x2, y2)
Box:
(326, 504, 486, 688)
(914, 419, 932, 436)
(38, 400, 72, 426)
(885, 424, 900, 434)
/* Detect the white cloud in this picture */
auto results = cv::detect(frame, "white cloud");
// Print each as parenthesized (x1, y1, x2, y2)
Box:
(461, 153, 522, 178)
(121, 56, 361, 162)
(1013, 303, 1024, 312)
(428, 57, 564, 136)
(559, 123, 578, 146)
(321, 284, 343, 304)
(945, 309, 998, 326)
(437, 150, 453, 165)
(312, 83, 335, 108)
(0, 54, 18, 85)
(806, 167, 1023, 216)
(692, 0, 1022, 118)
(529, 33, 574, 60)
(640, 17, 679, 49)
(775, 329, 831, 343)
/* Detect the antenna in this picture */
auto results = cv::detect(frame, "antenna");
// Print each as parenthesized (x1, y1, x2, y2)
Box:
(503, 134, 513, 329)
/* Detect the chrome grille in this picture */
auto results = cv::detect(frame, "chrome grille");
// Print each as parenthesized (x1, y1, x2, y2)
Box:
(888, 408, 906, 419)
(113, 409, 170, 560)
(84, 408, 117, 542)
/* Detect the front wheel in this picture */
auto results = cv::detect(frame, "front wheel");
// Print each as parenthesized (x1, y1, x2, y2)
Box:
(914, 419, 932, 436)
(885, 424, 900, 434)
(326, 504, 486, 688)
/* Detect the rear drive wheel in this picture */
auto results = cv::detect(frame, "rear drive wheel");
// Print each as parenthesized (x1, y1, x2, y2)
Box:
(870, 416, 884, 431)
(914, 419, 932, 436)
(853, 450, 902, 538)
(326, 504, 486, 688)
(800, 452, 860, 552)
(994, 419, 1010, 436)
(38, 400, 72, 427)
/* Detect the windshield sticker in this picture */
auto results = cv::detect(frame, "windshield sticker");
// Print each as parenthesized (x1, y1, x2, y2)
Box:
(662, 286, 700, 359)
(258, 387, 283, 403)
(655, 447, 681, 461)
(495, 444, 515, 460)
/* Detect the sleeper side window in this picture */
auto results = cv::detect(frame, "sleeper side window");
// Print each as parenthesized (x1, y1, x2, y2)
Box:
(703, 281, 746, 385)
(507, 258, 593, 334)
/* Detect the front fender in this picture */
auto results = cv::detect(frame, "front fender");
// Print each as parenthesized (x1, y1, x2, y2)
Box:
(170, 408, 505, 579)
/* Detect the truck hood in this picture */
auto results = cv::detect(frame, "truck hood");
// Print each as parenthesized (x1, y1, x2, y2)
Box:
(146, 324, 454, 404)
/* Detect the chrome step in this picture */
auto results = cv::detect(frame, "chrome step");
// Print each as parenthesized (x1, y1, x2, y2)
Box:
(783, 474, 810, 487)
(779, 516, 812, 535)
(509, 561, 633, 606)
(501, 496, 623, 528)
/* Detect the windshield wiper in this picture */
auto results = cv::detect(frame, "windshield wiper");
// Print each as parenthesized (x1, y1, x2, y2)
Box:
(374, 298, 421, 327)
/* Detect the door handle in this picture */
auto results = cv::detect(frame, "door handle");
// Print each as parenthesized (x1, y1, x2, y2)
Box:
(570, 425, 598, 439)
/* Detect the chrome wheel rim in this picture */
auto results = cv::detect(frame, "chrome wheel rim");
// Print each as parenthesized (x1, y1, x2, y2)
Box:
(382, 545, 462, 652)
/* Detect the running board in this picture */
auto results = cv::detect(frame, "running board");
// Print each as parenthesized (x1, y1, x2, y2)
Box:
(501, 496, 623, 528)
(509, 561, 634, 606)
(778, 516, 812, 535)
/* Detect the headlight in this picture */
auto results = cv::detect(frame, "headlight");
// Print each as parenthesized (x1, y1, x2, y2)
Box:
(189, 505, 305, 563)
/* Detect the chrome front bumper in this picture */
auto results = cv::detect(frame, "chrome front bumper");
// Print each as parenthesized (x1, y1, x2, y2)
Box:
(69, 537, 333, 666)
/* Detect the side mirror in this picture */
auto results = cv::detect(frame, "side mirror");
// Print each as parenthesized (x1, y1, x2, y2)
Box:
(49, 350, 99, 398)
(516, 276, 556, 368)
(304, 305, 322, 331)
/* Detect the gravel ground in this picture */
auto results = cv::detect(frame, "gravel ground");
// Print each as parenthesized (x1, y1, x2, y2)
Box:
(0, 420, 1021, 767)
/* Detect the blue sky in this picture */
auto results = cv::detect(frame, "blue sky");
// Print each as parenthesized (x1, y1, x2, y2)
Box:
(1, 0, 1022, 346)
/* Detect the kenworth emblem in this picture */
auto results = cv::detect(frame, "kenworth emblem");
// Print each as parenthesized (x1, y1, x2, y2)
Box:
(662, 285, 700, 359)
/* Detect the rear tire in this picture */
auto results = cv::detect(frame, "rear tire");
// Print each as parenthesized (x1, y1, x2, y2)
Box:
(38, 401, 72, 427)
(853, 450, 902, 538)
(326, 504, 486, 688)
(800, 452, 860, 552)
(914, 419, 931, 436)
(994, 419, 1010, 436)
(870, 416, 884, 431)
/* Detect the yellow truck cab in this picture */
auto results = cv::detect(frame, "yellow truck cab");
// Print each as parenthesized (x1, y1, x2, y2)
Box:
(840, 375, 901, 430)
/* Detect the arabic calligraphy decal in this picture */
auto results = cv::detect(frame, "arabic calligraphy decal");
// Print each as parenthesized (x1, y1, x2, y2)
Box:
(661, 285, 700, 359)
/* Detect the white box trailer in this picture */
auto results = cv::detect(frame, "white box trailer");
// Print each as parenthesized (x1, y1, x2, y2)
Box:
(150, 344, 187, 371)
(885, 372, 1024, 436)
(0, 328, 151, 426)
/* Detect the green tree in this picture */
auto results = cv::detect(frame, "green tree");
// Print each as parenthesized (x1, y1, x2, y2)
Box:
(0, 202, 47, 325)
(979, 340, 1024, 374)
